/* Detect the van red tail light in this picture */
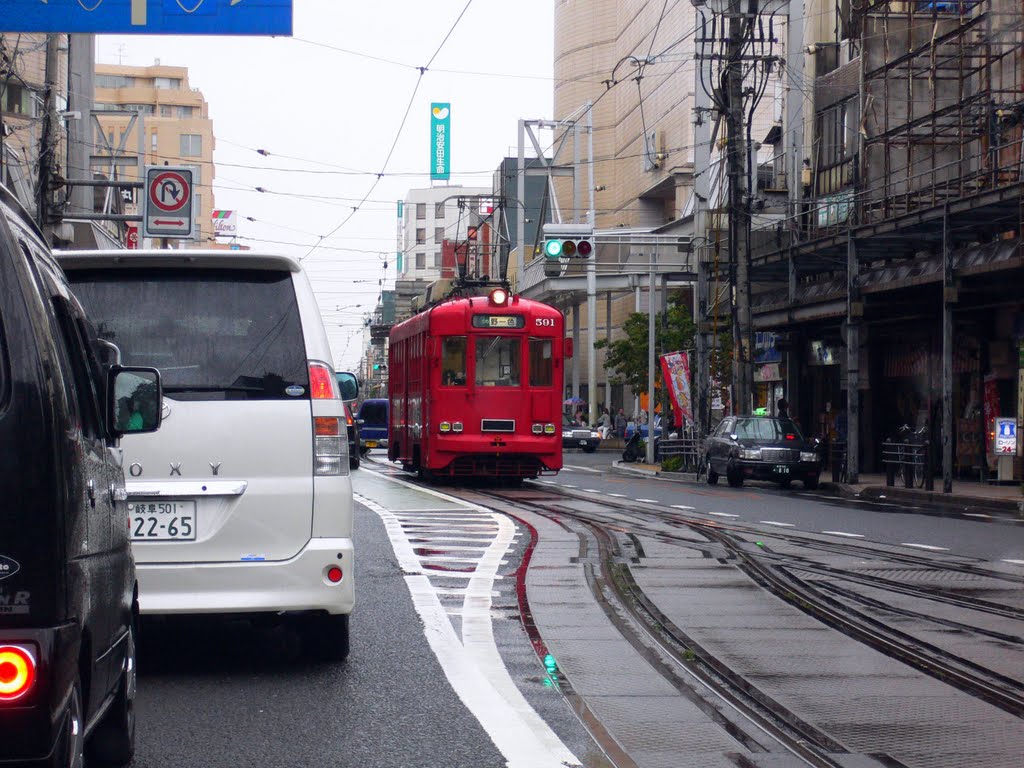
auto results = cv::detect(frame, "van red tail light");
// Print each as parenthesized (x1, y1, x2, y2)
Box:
(0, 645, 36, 702)
(308, 362, 338, 400)
(327, 566, 343, 583)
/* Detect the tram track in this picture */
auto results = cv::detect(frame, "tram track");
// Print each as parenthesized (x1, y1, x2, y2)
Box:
(459, 482, 1024, 728)
(466, 486, 858, 768)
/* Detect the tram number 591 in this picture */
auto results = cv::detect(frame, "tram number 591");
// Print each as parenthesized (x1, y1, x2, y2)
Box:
(535, 318, 556, 327)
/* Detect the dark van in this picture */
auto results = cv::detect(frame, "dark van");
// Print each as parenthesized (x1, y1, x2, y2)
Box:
(0, 185, 161, 766)
(357, 398, 389, 453)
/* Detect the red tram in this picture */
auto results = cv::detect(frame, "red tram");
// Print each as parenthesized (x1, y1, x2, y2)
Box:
(388, 288, 566, 480)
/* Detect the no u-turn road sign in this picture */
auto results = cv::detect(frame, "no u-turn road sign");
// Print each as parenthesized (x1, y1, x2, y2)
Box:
(144, 166, 194, 239)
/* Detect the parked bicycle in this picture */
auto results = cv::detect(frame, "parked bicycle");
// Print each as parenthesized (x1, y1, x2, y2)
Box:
(895, 423, 928, 489)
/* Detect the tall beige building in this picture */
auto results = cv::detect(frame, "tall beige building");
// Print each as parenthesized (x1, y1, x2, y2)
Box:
(554, 1, 701, 229)
(93, 62, 215, 244)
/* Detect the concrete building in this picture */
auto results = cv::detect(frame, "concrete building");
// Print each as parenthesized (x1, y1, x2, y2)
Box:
(397, 184, 491, 282)
(750, 0, 1024, 488)
(92, 61, 215, 245)
(1, 34, 70, 221)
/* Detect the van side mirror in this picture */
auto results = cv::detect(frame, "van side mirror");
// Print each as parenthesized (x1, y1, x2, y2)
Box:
(336, 371, 360, 403)
(108, 367, 162, 437)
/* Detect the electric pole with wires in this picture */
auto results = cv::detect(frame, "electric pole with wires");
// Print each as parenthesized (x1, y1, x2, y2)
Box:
(692, 0, 779, 414)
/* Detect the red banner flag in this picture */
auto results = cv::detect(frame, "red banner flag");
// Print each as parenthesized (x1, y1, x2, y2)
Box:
(659, 351, 693, 428)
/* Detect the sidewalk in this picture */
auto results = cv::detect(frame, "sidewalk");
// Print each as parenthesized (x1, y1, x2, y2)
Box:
(611, 462, 1024, 518)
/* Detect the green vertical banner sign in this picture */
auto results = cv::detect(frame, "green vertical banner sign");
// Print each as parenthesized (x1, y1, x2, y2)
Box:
(430, 103, 451, 181)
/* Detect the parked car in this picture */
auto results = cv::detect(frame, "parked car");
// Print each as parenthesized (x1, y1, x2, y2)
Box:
(704, 415, 822, 489)
(562, 416, 601, 453)
(0, 185, 161, 766)
(357, 398, 389, 453)
(59, 248, 357, 661)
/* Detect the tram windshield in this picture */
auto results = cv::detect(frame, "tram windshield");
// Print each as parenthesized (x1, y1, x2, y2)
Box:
(529, 338, 553, 387)
(441, 336, 467, 386)
(475, 336, 521, 387)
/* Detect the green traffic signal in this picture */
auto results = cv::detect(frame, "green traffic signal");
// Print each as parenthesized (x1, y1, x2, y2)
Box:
(544, 239, 562, 258)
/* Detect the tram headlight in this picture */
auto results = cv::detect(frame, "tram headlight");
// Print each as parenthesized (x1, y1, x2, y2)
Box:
(531, 424, 544, 434)
(488, 288, 508, 306)
(543, 423, 556, 435)
(452, 422, 464, 432)
(439, 421, 452, 433)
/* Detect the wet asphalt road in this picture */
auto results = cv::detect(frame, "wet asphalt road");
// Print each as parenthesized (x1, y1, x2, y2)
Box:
(555, 450, 1024, 563)
(131, 498, 508, 768)
(126, 453, 1024, 768)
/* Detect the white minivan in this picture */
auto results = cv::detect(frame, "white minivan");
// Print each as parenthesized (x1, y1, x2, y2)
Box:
(59, 250, 355, 661)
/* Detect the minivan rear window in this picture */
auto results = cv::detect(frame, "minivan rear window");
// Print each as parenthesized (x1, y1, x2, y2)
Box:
(359, 401, 387, 426)
(69, 268, 309, 400)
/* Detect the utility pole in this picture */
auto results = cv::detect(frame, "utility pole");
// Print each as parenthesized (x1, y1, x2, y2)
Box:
(726, 0, 752, 415)
(37, 34, 62, 234)
(694, 0, 769, 416)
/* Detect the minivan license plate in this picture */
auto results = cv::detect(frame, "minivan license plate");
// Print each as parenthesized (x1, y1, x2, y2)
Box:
(129, 501, 196, 541)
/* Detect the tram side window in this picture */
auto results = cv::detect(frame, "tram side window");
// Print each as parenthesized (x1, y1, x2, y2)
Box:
(441, 336, 467, 386)
(476, 336, 520, 387)
(529, 338, 553, 387)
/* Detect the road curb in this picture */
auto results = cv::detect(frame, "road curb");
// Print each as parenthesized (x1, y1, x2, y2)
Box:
(820, 481, 1024, 519)
(612, 463, 1024, 520)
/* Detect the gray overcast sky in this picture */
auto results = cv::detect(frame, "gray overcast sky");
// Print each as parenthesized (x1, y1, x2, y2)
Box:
(97, 0, 554, 371)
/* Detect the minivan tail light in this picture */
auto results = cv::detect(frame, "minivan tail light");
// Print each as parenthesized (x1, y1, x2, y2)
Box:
(308, 362, 338, 400)
(0, 645, 36, 702)
(313, 417, 347, 475)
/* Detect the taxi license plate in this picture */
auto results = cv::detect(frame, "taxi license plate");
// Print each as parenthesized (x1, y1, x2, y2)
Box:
(578, 439, 588, 446)
(366, 441, 378, 448)
(774, 465, 790, 475)
(129, 501, 196, 541)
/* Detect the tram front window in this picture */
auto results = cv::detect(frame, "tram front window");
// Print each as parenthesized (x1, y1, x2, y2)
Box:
(441, 336, 467, 386)
(529, 338, 553, 387)
(475, 336, 520, 387)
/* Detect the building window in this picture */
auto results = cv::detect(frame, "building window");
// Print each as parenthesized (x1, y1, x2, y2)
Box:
(177, 106, 194, 119)
(154, 77, 181, 90)
(433, 253, 442, 268)
(179, 134, 202, 157)
(415, 228, 426, 244)
(415, 252, 426, 269)
(160, 105, 172, 117)
(435, 201, 445, 218)
(95, 75, 135, 89)
(151, 132, 158, 151)
(1, 83, 38, 117)
(434, 227, 444, 244)
(416, 202, 426, 220)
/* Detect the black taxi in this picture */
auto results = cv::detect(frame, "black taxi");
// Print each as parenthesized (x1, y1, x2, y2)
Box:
(704, 416, 822, 489)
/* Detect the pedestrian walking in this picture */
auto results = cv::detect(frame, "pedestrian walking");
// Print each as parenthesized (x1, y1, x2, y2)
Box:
(777, 398, 790, 419)
(614, 408, 627, 439)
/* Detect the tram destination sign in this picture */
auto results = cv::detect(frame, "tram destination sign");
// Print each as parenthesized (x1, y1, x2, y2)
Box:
(3, 1, 293, 36)
(471, 315, 525, 329)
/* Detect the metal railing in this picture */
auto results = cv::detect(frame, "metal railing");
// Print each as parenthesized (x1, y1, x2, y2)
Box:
(882, 438, 934, 491)
(658, 433, 705, 473)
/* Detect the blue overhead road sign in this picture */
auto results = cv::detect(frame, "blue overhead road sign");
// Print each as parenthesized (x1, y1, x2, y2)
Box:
(2, 1, 292, 35)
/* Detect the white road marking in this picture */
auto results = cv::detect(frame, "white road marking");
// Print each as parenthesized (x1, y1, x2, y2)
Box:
(963, 513, 993, 519)
(900, 542, 949, 552)
(1002, 559, 1024, 566)
(821, 530, 865, 538)
(608, 493, 626, 498)
(581, 488, 602, 493)
(355, 475, 581, 768)
(636, 498, 659, 504)
(672, 505, 695, 511)
(564, 465, 601, 473)
(760, 520, 795, 527)
(539, 480, 557, 485)
(708, 512, 739, 518)
(562, 484, 578, 489)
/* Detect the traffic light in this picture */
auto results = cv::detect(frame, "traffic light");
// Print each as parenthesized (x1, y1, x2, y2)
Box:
(542, 223, 594, 260)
